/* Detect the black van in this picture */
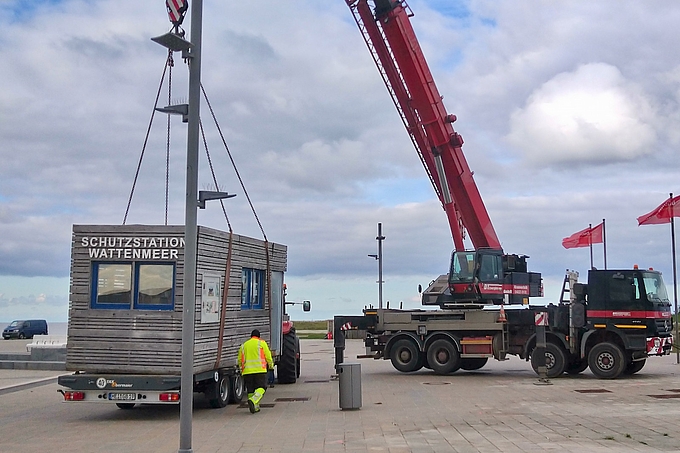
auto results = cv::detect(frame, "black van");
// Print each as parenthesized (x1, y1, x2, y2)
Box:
(2, 320, 48, 339)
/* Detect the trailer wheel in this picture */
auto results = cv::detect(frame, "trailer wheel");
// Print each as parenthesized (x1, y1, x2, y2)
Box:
(390, 338, 423, 372)
(115, 403, 135, 410)
(208, 373, 231, 408)
(531, 343, 566, 378)
(278, 330, 298, 384)
(426, 339, 460, 375)
(565, 359, 588, 375)
(624, 359, 646, 375)
(588, 342, 626, 379)
(230, 373, 245, 403)
(460, 358, 488, 371)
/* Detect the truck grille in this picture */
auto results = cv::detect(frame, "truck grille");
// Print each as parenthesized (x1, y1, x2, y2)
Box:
(655, 318, 673, 334)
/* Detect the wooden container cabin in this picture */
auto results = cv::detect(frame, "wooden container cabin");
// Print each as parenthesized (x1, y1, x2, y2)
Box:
(66, 224, 286, 375)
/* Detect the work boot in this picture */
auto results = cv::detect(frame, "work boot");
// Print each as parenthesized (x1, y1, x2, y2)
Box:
(248, 399, 256, 414)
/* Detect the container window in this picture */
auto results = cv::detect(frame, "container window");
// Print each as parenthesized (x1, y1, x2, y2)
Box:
(91, 262, 175, 310)
(93, 263, 132, 308)
(135, 263, 175, 310)
(241, 268, 265, 310)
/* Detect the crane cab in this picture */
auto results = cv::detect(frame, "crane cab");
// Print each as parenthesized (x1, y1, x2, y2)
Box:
(443, 249, 542, 306)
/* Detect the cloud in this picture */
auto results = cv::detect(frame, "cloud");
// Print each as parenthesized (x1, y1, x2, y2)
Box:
(506, 63, 658, 166)
(3, 0, 680, 320)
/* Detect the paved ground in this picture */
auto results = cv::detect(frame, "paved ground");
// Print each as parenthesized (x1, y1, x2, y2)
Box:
(1, 339, 680, 452)
(0, 338, 33, 353)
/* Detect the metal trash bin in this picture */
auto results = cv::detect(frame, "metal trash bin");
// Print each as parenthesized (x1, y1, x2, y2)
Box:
(338, 362, 362, 410)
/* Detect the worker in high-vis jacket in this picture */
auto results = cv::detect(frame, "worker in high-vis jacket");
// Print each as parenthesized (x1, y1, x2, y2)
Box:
(238, 329, 274, 413)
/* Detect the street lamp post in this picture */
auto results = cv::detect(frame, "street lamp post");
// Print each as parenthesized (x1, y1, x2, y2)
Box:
(178, 0, 203, 450)
(368, 222, 385, 310)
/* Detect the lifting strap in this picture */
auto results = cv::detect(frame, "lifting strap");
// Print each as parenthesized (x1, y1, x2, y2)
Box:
(214, 229, 233, 368)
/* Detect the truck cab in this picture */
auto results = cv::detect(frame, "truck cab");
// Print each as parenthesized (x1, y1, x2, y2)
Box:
(584, 269, 673, 336)
(583, 269, 673, 352)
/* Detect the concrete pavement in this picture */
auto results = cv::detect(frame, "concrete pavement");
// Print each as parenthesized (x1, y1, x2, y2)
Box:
(1, 339, 680, 452)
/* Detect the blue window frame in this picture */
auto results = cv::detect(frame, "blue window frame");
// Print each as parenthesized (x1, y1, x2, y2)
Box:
(91, 263, 132, 309)
(135, 263, 175, 310)
(91, 262, 175, 311)
(241, 268, 265, 310)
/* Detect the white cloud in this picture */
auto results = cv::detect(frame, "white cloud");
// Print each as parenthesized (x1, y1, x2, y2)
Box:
(507, 63, 658, 165)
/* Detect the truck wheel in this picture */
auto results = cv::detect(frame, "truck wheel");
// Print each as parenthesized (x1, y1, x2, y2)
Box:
(390, 338, 423, 372)
(426, 339, 460, 375)
(460, 358, 488, 371)
(624, 359, 646, 375)
(296, 334, 301, 378)
(278, 330, 298, 384)
(208, 373, 231, 408)
(230, 373, 245, 403)
(588, 342, 626, 379)
(531, 343, 566, 378)
(565, 359, 588, 375)
(116, 403, 135, 409)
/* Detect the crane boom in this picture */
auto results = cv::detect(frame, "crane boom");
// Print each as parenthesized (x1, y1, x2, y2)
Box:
(347, 0, 542, 306)
(347, 0, 501, 251)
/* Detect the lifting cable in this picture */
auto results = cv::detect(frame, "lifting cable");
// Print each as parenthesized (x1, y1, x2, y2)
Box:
(122, 49, 173, 225)
(199, 115, 238, 368)
(200, 84, 268, 243)
(165, 53, 174, 225)
(200, 84, 273, 318)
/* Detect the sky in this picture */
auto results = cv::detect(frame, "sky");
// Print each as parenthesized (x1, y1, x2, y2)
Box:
(2, 0, 680, 323)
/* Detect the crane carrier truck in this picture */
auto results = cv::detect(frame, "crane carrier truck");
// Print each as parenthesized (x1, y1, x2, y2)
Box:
(336, 268, 673, 379)
(335, 0, 673, 379)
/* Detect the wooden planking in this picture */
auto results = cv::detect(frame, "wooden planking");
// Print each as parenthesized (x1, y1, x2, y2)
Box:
(66, 224, 286, 375)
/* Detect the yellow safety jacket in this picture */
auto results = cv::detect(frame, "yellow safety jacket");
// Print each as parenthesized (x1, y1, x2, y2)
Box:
(239, 336, 274, 375)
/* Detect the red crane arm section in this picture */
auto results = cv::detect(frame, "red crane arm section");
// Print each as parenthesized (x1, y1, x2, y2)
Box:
(348, 0, 501, 251)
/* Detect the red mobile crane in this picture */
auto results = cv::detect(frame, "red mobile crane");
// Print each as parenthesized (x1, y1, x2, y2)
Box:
(334, 1, 672, 379)
(347, 0, 540, 306)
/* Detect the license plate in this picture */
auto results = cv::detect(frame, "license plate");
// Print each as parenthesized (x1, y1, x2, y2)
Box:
(108, 393, 136, 401)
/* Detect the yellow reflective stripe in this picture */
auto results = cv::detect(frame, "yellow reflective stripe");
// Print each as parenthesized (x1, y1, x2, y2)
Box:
(593, 324, 606, 328)
(614, 324, 647, 329)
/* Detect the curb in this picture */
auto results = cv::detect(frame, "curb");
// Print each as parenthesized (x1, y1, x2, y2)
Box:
(0, 375, 63, 396)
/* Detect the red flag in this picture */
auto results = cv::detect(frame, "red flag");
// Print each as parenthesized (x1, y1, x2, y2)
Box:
(562, 222, 604, 249)
(637, 194, 680, 225)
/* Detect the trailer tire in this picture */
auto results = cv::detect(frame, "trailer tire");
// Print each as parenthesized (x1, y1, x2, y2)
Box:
(230, 373, 245, 403)
(390, 338, 423, 372)
(278, 330, 298, 384)
(588, 342, 626, 379)
(565, 359, 588, 375)
(460, 358, 488, 371)
(426, 339, 460, 375)
(531, 343, 566, 378)
(208, 373, 231, 408)
(624, 359, 646, 375)
(116, 403, 135, 409)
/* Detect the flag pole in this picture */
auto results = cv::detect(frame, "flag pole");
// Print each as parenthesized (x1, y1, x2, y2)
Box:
(670, 193, 679, 364)
(588, 223, 594, 269)
(602, 218, 607, 270)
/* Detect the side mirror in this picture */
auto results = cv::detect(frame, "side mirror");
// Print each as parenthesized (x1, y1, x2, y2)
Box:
(302, 300, 311, 312)
(417, 284, 422, 294)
